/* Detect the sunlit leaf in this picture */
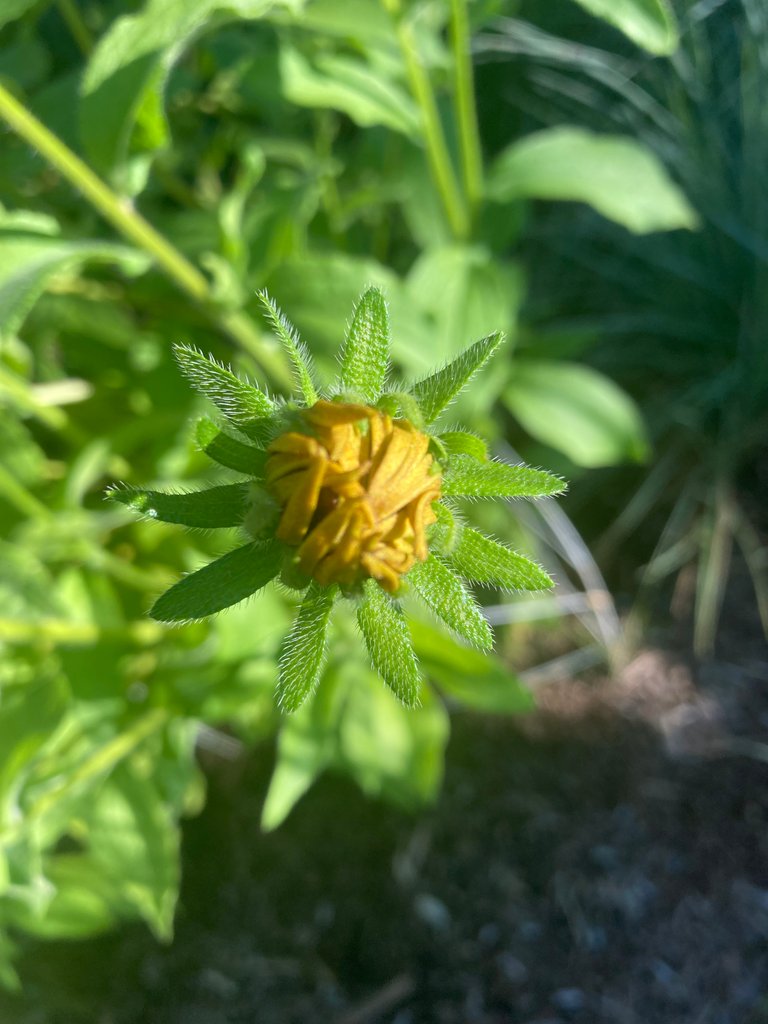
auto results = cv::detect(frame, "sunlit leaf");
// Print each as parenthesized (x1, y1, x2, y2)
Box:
(505, 361, 650, 467)
(258, 290, 319, 405)
(407, 555, 493, 650)
(442, 454, 565, 498)
(173, 344, 274, 440)
(150, 541, 283, 621)
(449, 527, 553, 591)
(568, 0, 679, 55)
(410, 332, 504, 424)
(487, 128, 698, 234)
(107, 482, 250, 528)
(277, 583, 337, 712)
(195, 417, 269, 476)
(358, 581, 422, 706)
(338, 286, 390, 401)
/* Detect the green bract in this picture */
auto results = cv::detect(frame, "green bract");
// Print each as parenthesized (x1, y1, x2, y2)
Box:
(108, 288, 565, 711)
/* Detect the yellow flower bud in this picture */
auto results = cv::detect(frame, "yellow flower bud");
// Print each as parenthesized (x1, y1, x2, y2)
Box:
(266, 400, 441, 592)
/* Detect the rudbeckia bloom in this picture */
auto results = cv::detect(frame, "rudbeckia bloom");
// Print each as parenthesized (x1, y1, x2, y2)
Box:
(109, 288, 565, 711)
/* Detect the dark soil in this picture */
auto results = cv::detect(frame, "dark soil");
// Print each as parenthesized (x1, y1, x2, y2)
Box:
(3, 592, 768, 1024)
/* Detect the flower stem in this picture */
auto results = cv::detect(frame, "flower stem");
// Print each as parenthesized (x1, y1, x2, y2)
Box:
(56, 0, 94, 55)
(449, 0, 483, 214)
(0, 83, 292, 389)
(385, 2, 469, 239)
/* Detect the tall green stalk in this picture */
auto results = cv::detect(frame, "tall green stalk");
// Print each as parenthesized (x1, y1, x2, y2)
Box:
(0, 83, 292, 389)
(384, 0, 470, 239)
(449, 0, 484, 214)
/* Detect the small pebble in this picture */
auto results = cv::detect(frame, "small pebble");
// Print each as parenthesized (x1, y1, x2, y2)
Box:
(552, 987, 587, 1014)
(496, 952, 529, 985)
(414, 893, 451, 931)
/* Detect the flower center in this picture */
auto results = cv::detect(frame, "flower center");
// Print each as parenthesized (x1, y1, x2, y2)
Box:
(265, 400, 441, 592)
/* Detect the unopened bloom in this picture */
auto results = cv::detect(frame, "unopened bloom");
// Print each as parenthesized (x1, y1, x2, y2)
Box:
(110, 288, 565, 711)
(266, 400, 441, 593)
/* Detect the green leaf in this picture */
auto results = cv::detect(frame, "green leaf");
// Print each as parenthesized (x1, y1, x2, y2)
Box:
(0, 0, 39, 29)
(505, 361, 650, 467)
(258, 291, 319, 405)
(486, 128, 698, 234)
(85, 761, 179, 940)
(568, 0, 679, 55)
(407, 555, 493, 651)
(438, 430, 488, 461)
(411, 620, 534, 714)
(107, 482, 250, 528)
(449, 527, 553, 591)
(277, 583, 337, 712)
(357, 581, 422, 706)
(195, 417, 269, 476)
(339, 287, 390, 401)
(4, 855, 122, 940)
(173, 344, 274, 440)
(406, 245, 523, 364)
(0, 232, 146, 338)
(80, 0, 296, 177)
(410, 332, 504, 424)
(279, 45, 420, 138)
(442, 454, 566, 498)
(150, 541, 283, 621)
(339, 672, 449, 807)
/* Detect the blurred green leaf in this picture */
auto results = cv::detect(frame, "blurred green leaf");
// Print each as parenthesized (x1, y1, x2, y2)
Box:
(339, 672, 448, 807)
(505, 360, 650, 467)
(0, 231, 146, 338)
(85, 761, 179, 940)
(442, 454, 565, 498)
(150, 541, 284, 621)
(567, 0, 679, 55)
(487, 128, 698, 233)
(0, 0, 39, 30)
(80, 0, 301, 178)
(411, 621, 534, 714)
(407, 246, 522, 361)
(279, 45, 419, 137)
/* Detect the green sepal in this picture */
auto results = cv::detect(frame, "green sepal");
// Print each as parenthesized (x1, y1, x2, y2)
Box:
(276, 583, 338, 713)
(449, 526, 553, 591)
(107, 482, 250, 528)
(195, 417, 269, 477)
(442, 454, 566, 498)
(407, 554, 493, 651)
(338, 287, 390, 402)
(150, 541, 283, 622)
(438, 430, 489, 461)
(173, 344, 274, 441)
(357, 580, 422, 707)
(258, 291, 319, 406)
(410, 331, 503, 424)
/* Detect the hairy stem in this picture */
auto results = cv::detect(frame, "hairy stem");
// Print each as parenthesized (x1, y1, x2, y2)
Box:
(0, 83, 291, 389)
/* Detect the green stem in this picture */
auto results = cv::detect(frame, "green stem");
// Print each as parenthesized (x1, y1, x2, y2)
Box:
(56, 0, 94, 55)
(0, 463, 49, 520)
(449, 0, 483, 214)
(387, 5, 469, 239)
(0, 83, 292, 390)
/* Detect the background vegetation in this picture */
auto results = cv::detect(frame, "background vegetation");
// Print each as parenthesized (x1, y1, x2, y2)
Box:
(0, 0, 765, 1005)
